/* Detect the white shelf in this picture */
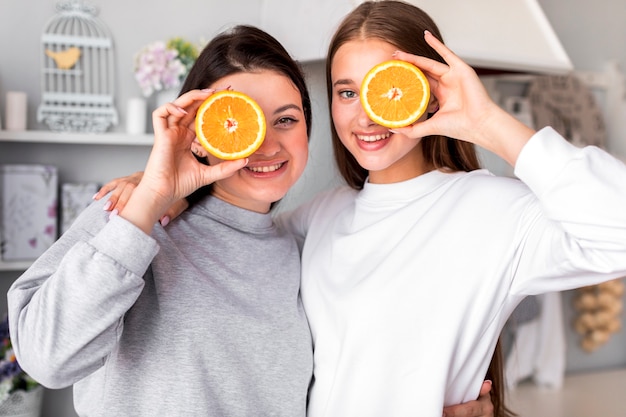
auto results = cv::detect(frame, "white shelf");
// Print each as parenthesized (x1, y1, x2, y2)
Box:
(0, 130, 153, 273)
(0, 260, 32, 272)
(0, 130, 153, 146)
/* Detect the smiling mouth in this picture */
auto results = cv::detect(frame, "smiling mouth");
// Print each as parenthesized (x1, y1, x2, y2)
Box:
(356, 132, 392, 142)
(246, 162, 285, 173)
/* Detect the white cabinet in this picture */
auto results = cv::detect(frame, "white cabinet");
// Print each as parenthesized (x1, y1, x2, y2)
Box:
(259, 0, 572, 74)
(410, 0, 572, 73)
(0, 130, 153, 271)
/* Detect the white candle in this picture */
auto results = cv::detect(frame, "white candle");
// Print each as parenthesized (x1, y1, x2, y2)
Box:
(5, 91, 27, 131)
(126, 97, 147, 134)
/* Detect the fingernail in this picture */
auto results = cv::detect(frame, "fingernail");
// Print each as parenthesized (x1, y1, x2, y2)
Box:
(108, 209, 118, 219)
(201, 88, 213, 93)
(160, 216, 170, 227)
(389, 129, 398, 134)
(392, 50, 400, 57)
(92, 193, 98, 200)
(103, 200, 112, 211)
(176, 106, 188, 114)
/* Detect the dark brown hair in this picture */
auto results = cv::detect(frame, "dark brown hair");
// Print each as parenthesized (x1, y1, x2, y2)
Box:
(326, 0, 480, 190)
(181, 25, 311, 136)
(181, 25, 312, 206)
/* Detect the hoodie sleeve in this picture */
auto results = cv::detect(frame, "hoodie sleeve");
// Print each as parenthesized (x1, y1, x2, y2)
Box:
(510, 127, 626, 294)
(7, 199, 159, 388)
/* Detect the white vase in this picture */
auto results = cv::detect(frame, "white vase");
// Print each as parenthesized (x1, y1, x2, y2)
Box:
(0, 386, 44, 417)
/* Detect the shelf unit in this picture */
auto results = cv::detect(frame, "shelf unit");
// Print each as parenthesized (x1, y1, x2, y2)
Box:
(0, 130, 153, 146)
(481, 61, 626, 159)
(0, 130, 153, 271)
(0, 260, 32, 272)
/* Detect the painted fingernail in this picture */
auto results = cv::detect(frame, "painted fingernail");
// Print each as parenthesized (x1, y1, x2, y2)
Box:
(92, 193, 99, 200)
(160, 216, 170, 227)
(176, 106, 188, 114)
(108, 209, 118, 219)
(103, 200, 112, 211)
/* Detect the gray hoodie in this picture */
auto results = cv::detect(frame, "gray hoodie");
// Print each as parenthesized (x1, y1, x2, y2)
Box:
(8, 195, 312, 416)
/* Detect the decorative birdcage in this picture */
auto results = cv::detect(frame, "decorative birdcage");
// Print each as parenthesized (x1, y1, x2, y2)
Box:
(37, 1, 118, 133)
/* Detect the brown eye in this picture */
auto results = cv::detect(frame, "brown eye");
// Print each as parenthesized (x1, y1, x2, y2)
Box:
(275, 117, 297, 127)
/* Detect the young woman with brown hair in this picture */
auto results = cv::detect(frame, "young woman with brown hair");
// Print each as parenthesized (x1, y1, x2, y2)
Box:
(8, 25, 313, 416)
(281, 1, 626, 415)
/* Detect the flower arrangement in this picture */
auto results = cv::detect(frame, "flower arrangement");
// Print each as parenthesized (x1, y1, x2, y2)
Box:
(0, 316, 38, 404)
(133, 37, 199, 98)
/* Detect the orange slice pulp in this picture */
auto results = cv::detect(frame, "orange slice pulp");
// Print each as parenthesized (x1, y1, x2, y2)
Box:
(195, 90, 266, 160)
(360, 60, 431, 129)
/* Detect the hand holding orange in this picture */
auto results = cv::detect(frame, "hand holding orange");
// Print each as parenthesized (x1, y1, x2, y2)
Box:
(360, 60, 431, 129)
(195, 90, 266, 160)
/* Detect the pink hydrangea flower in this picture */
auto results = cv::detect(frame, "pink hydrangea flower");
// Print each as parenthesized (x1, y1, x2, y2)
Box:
(133, 41, 186, 97)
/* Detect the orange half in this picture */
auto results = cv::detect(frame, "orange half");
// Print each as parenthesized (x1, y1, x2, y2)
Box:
(360, 60, 431, 129)
(195, 91, 266, 160)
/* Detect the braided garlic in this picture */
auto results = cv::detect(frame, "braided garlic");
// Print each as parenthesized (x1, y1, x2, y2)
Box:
(573, 278, 624, 352)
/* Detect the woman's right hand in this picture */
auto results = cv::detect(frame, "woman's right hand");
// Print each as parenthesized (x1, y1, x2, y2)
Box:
(442, 380, 494, 417)
(117, 89, 247, 233)
(95, 171, 189, 227)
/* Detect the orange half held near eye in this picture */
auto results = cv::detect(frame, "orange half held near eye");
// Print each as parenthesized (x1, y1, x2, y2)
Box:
(360, 60, 431, 129)
(195, 90, 267, 160)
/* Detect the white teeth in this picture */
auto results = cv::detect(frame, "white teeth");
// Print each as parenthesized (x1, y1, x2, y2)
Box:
(248, 163, 283, 173)
(356, 132, 392, 142)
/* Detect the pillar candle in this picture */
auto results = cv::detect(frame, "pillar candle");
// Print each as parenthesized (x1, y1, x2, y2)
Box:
(126, 97, 147, 134)
(5, 91, 27, 131)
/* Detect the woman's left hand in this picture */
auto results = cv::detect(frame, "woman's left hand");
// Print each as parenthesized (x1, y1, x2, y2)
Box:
(393, 31, 534, 166)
